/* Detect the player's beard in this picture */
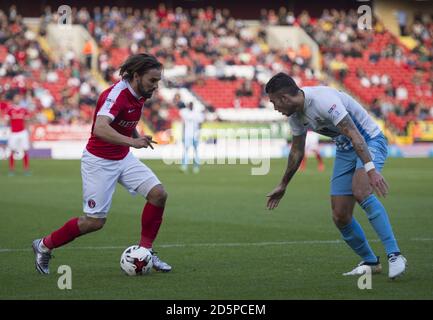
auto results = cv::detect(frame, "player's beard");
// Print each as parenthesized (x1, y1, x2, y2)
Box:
(137, 81, 154, 99)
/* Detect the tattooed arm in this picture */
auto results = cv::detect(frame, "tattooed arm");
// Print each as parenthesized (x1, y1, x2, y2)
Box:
(336, 115, 373, 165)
(281, 134, 306, 186)
(266, 134, 306, 210)
(336, 114, 389, 197)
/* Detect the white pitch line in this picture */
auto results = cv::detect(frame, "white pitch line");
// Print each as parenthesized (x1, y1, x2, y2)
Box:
(410, 238, 433, 241)
(0, 240, 343, 253)
(0, 238, 431, 253)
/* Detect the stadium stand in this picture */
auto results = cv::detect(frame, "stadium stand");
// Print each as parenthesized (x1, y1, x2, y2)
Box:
(302, 9, 433, 134)
(0, 6, 99, 125)
(0, 4, 432, 137)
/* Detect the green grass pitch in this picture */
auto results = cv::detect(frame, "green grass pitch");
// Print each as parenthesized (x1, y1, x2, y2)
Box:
(0, 158, 432, 299)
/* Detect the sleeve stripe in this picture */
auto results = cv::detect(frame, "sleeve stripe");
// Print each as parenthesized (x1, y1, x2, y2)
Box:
(97, 80, 127, 117)
(333, 109, 348, 126)
(96, 111, 115, 120)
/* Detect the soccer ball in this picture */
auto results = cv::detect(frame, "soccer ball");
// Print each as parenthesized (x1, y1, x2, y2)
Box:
(120, 245, 153, 276)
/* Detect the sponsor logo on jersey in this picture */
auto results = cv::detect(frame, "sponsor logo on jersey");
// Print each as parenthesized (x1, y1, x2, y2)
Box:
(328, 104, 336, 113)
(118, 120, 139, 128)
(328, 104, 341, 117)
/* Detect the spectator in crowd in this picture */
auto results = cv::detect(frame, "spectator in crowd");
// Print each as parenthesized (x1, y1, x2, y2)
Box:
(384, 83, 396, 98)
(82, 38, 93, 70)
(328, 53, 348, 80)
(235, 80, 253, 97)
(380, 98, 394, 117)
(370, 98, 383, 119)
(395, 10, 408, 36)
(172, 93, 186, 110)
(396, 84, 408, 101)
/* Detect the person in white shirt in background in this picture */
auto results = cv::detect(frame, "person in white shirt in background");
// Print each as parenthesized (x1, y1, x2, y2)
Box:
(179, 102, 204, 173)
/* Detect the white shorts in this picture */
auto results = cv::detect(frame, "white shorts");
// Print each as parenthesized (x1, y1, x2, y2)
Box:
(8, 130, 30, 152)
(81, 149, 161, 218)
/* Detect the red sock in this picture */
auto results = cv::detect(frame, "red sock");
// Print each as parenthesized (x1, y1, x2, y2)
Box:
(9, 153, 14, 171)
(316, 152, 324, 171)
(315, 152, 323, 165)
(300, 156, 306, 170)
(139, 202, 164, 248)
(23, 152, 29, 170)
(43, 217, 81, 250)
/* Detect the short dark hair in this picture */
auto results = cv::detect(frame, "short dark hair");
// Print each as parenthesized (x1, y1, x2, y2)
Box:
(265, 72, 300, 96)
(119, 53, 162, 81)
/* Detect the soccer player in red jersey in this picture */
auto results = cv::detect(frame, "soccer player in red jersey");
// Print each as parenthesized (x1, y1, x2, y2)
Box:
(5, 93, 31, 175)
(32, 53, 172, 274)
(0, 100, 9, 117)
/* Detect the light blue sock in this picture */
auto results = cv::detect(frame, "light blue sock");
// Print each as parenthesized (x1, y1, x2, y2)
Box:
(339, 218, 377, 263)
(360, 194, 400, 256)
(182, 145, 189, 167)
(193, 145, 200, 167)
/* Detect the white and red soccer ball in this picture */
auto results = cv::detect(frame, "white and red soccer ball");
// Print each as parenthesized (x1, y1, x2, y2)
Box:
(120, 245, 153, 276)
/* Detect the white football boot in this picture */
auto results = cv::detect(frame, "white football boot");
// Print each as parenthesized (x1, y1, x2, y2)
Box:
(32, 239, 52, 275)
(343, 258, 382, 276)
(388, 253, 407, 279)
(150, 250, 172, 272)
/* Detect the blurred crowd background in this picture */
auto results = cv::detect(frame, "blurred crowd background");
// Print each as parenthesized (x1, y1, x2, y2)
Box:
(0, 1, 432, 138)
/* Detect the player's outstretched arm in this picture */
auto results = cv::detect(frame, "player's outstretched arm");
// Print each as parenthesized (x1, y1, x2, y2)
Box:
(94, 116, 157, 149)
(336, 114, 389, 197)
(266, 133, 306, 210)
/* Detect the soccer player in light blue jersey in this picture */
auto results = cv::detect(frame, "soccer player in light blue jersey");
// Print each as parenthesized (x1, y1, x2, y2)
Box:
(180, 102, 204, 174)
(265, 73, 406, 279)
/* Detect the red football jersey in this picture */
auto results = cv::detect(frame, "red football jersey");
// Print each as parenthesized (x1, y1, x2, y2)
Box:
(86, 79, 146, 160)
(6, 105, 30, 132)
(0, 101, 9, 116)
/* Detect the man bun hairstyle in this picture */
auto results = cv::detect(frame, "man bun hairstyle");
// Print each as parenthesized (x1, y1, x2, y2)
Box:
(265, 72, 301, 96)
(119, 53, 162, 81)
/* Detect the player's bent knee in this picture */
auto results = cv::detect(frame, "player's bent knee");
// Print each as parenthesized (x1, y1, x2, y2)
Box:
(352, 188, 371, 203)
(332, 210, 351, 228)
(352, 171, 373, 203)
(332, 214, 351, 228)
(79, 215, 106, 233)
(147, 184, 168, 206)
